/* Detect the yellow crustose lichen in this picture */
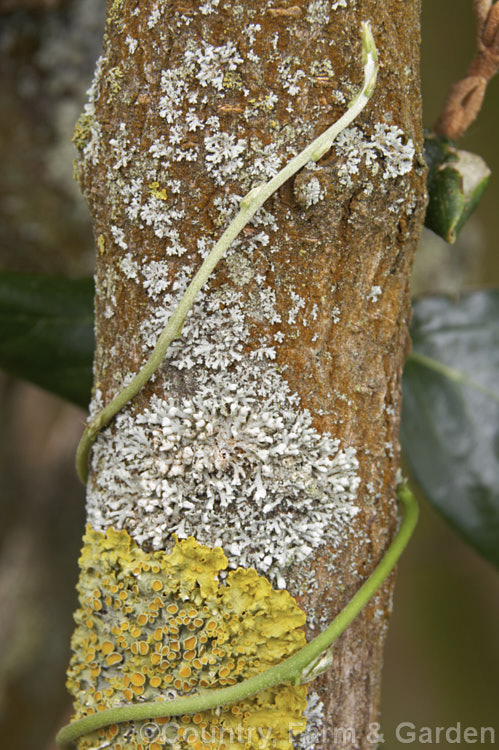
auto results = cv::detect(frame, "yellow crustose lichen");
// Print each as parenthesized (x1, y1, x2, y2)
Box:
(67, 527, 307, 749)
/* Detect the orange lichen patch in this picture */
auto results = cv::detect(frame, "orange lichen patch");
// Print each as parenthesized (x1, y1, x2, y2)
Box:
(67, 528, 307, 750)
(153, 627, 163, 641)
(105, 652, 122, 667)
(130, 672, 145, 687)
(100, 641, 114, 655)
(106, 724, 119, 740)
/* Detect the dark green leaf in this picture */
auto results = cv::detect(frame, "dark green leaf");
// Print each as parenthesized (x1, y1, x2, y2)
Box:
(401, 290, 499, 568)
(424, 132, 490, 244)
(0, 272, 95, 409)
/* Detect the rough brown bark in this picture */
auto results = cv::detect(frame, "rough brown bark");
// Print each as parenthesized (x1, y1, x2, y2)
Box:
(73, 1, 426, 747)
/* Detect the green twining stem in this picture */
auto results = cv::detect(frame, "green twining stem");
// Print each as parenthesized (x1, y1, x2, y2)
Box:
(75, 21, 378, 483)
(56, 484, 418, 749)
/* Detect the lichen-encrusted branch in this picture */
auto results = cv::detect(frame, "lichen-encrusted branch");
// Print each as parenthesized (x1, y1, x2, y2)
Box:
(75, 21, 378, 484)
(56, 485, 418, 750)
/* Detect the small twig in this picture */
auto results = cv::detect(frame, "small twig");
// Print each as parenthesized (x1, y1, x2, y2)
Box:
(435, 0, 499, 139)
(75, 21, 378, 484)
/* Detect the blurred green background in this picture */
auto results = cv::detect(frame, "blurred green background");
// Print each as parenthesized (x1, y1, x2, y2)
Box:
(0, 1, 498, 748)
(383, 1, 499, 747)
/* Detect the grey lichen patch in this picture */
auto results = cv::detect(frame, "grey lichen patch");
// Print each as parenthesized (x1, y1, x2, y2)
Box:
(225, 249, 254, 286)
(294, 171, 325, 208)
(334, 123, 416, 188)
(186, 40, 244, 91)
(306, 0, 331, 26)
(204, 128, 247, 186)
(87, 380, 360, 585)
(367, 285, 382, 303)
(88, 244, 360, 585)
(278, 56, 306, 97)
(75, 3, 329, 267)
(75, 25, 309, 257)
(74, 54, 106, 175)
(199, 0, 221, 14)
(293, 691, 325, 750)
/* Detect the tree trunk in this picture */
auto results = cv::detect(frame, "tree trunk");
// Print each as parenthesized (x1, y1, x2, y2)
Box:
(67, 1, 426, 748)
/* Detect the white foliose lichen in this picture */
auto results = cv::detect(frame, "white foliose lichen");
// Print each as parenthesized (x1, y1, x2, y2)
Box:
(335, 123, 415, 186)
(367, 285, 382, 303)
(204, 131, 247, 185)
(185, 41, 243, 90)
(88, 241, 360, 585)
(293, 692, 325, 750)
(278, 57, 307, 97)
(78, 54, 106, 166)
(110, 224, 127, 250)
(306, 0, 331, 25)
(147, 6, 162, 29)
(125, 35, 138, 54)
(199, 0, 220, 15)
(87, 374, 359, 582)
(287, 289, 306, 325)
(119, 177, 189, 254)
(297, 176, 325, 208)
(89, 21, 325, 261)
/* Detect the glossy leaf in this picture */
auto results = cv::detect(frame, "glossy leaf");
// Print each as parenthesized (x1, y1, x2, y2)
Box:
(0, 272, 94, 409)
(424, 133, 490, 244)
(402, 290, 499, 568)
